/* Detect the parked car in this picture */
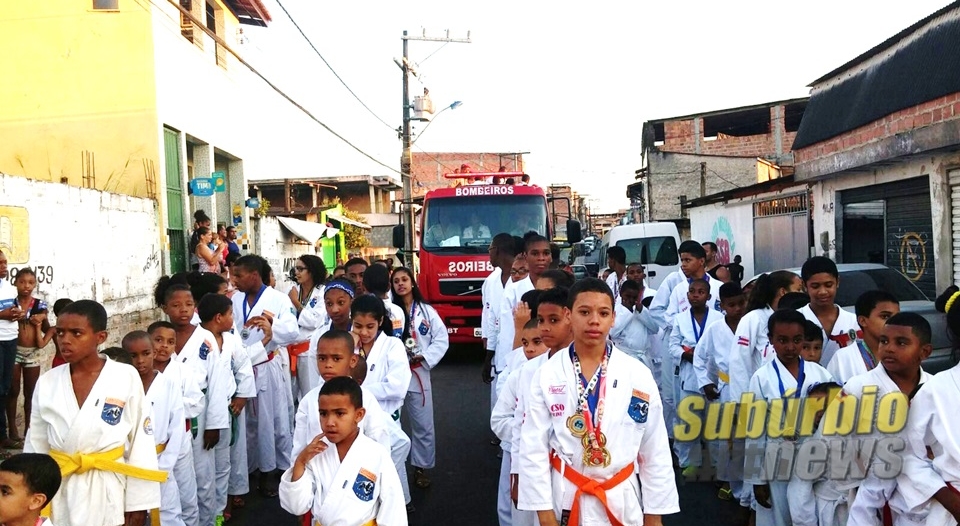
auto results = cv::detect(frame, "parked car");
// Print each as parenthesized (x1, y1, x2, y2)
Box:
(571, 265, 589, 280)
(745, 263, 955, 373)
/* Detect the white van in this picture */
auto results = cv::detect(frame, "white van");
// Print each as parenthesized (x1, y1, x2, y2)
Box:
(598, 223, 681, 291)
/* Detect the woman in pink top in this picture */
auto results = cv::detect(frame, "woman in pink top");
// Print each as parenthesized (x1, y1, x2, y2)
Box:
(195, 227, 225, 273)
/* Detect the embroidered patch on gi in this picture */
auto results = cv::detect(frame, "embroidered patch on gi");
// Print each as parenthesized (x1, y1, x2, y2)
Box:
(418, 321, 429, 336)
(102, 398, 125, 426)
(353, 468, 377, 502)
(199, 342, 210, 360)
(548, 384, 566, 395)
(309, 297, 318, 308)
(628, 389, 649, 424)
(290, 307, 297, 316)
(143, 416, 154, 435)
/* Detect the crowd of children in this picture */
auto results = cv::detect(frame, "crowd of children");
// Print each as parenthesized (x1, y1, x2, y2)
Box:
(9, 220, 960, 526)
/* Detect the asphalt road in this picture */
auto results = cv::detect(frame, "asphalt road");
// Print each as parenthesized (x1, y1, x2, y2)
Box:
(229, 345, 746, 526)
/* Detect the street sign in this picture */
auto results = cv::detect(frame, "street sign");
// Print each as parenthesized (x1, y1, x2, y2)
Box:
(189, 178, 214, 197)
(212, 171, 226, 192)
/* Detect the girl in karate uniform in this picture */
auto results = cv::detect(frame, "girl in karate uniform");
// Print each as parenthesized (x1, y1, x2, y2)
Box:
(391, 267, 449, 490)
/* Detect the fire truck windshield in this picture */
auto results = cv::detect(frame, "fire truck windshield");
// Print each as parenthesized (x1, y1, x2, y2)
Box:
(422, 195, 547, 253)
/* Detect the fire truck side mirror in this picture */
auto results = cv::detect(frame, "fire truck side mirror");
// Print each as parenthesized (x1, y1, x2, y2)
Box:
(392, 224, 405, 249)
(566, 220, 583, 244)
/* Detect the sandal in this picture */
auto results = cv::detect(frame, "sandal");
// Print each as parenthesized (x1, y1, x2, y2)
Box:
(231, 496, 246, 508)
(414, 468, 431, 489)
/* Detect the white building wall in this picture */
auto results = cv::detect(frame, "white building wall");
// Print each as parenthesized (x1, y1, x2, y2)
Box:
(0, 173, 162, 342)
(689, 200, 756, 281)
(253, 216, 315, 290)
(810, 152, 957, 293)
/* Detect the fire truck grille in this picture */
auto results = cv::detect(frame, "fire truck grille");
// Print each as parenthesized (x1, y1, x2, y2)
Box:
(439, 280, 484, 297)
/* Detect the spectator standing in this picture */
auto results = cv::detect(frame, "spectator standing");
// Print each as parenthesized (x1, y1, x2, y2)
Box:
(0, 251, 21, 451)
(225, 226, 241, 256)
(194, 227, 225, 274)
(727, 255, 745, 284)
(189, 210, 212, 270)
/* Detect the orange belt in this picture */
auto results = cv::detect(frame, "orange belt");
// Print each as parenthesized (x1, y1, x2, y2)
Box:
(550, 453, 634, 526)
(288, 341, 311, 374)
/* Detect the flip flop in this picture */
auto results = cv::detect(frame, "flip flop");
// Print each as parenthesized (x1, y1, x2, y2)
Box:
(414, 469, 431, 489)
(231, 496, 246, 508)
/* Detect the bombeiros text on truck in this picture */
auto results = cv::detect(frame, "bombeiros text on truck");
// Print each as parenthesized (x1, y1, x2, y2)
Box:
(393, 172, 581, 344)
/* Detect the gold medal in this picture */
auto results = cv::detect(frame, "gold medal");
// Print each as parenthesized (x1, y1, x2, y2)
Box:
(581, 431, 606, 449)
(566, 414, 587, 437)
(582, 445, 611, 468)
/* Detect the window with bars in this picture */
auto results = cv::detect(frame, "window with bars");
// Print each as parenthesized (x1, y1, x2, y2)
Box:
(753, 194, 808, 217)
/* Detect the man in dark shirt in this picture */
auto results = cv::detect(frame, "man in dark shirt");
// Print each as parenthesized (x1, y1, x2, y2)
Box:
(226, 226, 241, 256)
(726, 254, 745, 284)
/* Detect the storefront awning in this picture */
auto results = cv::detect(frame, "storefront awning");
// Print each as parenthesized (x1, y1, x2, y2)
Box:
(326, 213, 371, 230)
(277, 216, 337, 245)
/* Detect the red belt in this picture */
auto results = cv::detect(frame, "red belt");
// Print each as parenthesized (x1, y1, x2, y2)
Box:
(550, 453, 634, 526)
(288, 341, 310, 374)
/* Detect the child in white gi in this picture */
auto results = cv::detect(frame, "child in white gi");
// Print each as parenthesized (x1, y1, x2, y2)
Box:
(519, 278, 679, 526)
(122, 331, 186, 526)
(671, 278, 723, 477)
(0, 453, 62, 526)
(797, 257, 862, 366)
(746, 309, 834, 526)
(391, 268, 450, 490)
(288, 254, 328, 400)
(25, 300, 164, 526)
(220, 314, 256, 521)
(280, 376, 407, 525)
(693, 282, 747, 502)
(609, 279, 658, 368)
(826, 290, 899, 384)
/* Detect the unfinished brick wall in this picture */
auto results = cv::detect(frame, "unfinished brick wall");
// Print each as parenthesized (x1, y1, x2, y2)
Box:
(794, 92, 960, 164)
(660, 106, 798, 158)
(411, 152, 524, 197)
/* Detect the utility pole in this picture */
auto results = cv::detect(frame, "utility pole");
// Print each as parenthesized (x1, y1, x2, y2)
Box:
(399, 29, 470, 265)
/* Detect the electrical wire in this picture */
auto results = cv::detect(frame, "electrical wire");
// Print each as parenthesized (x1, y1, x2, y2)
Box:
(273, 0, 396, 133)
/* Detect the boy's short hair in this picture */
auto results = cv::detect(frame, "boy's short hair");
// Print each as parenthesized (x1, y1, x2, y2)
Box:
(234, 254, 267, 275)
(688, 278, 710, 291)
(319, 376, 363, 409)
(225, 252, 241, 267)
(801, 256, 839, 281)
(318, 330, 355, 354)
(344, 257, 369, 270)
(0, 453, 62, 508)
(197, 293, 232, 323)
(59, 300, 108, 332)
(806, 381, 842, 398)
(520, 290, 543, 319)
(620, 279, 641, 294)
(351, 353, 368, 383)
(101, 347, 132, 365)
(606, 246, 626, 265)
(719, 282, 744, 300)
(52, 298, 74, 316)
(540, 269, 574, 289)
(778, 292, 810, 311)
(148, 320, 175, 334)
(803, 320, 824, 342)
(523, 319, 540, 331)
(538, 287, 569, 310)
(678, 240, 706, 259)
(361, 263, 390, 295)
(567, 278, 614, 308)
(491, 233, 518, 257)
(886, 312, 932, 346)
(855, 290, 899, 318)
(121, 331, 151, 351)
(767, 309, 807, 336)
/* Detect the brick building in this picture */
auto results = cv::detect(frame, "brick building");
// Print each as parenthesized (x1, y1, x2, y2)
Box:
(639, 98, 808, 235)
(792, 3, 960, 298)
(410, 152, 525, 197)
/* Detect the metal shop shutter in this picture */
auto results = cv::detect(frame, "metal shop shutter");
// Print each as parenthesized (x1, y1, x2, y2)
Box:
(950, 169, 960, 283)
(841, 176, 929, 203)
(886, 190, 935, 299)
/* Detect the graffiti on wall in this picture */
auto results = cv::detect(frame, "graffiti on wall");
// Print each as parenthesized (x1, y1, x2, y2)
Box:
(710, 216, 736, 265)
(894, 231, 927, 282)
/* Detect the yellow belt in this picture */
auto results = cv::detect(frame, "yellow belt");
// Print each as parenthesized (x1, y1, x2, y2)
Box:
(50, 445, 168, 483)
(718, 371, 730, 383)
(315, 520, 376, 526)
(156, 442, 167, 455)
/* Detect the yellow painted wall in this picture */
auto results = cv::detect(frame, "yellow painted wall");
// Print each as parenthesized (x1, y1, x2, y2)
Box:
(0, 0, 159, 197)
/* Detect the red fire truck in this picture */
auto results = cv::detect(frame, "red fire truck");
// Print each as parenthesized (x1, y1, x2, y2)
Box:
(395, 173, 581, 344)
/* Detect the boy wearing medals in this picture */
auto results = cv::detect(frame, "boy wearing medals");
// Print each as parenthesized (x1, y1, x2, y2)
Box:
(519, 278, 678, 526)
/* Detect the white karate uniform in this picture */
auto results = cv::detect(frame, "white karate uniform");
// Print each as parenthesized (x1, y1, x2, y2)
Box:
(646, 271, 685, 441)
(496, 276, 534, 381)
(496, 348, 526, 402)
(160, 358, 202, 526)
(826, 341, 875, 386)
(294, 384, 393, 457)
(293, 284, 328, 400)
(670, 308, 723, 469)
(666, 275, 723, 322)
(384, 298, 406, 339)
(798, 304, 862, 367)
(728, 307, 776, 404)
(610, 302, 658, 367)
(483, 268, 507, 412)
(518, 346, 680, 523)
(900, 365, 960, 525)
(179, 327, 234, 526)
(745, 356, 834, 526)
(787, 427, 849, 526)
(843, 365, 932, 525)
(404, 302, 449, 470)
(492, 347, 526, 526)
(220, 331, 256, 499)
(146, 371, 186, 526)
(25, 359, 162, 526)
(279, 432, 407, 526)
(606, 270, 626, 301)
(232, 286, 299, 474)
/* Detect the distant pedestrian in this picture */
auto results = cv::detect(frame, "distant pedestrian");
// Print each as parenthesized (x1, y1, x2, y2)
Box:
(727, 255, 744, 284)
(225, 226, 241, 256)
(189, 210, 212, 270)
(702, 242, 731, 282)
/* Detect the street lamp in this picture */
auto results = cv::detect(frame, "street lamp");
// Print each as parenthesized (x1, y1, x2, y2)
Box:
(411, 101, 463, 146)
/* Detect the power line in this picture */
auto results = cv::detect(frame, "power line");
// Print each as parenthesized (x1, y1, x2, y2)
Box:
(165, 0, 403, 176)
(273, 0, 396, 133)
(708, 169, 743, 189)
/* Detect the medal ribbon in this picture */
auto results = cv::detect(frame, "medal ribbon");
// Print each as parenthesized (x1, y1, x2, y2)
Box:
(408, 302, 418, 344)
(691, 310, 707, 343)
(772, 357, 806, 398)
(242, 285, 267, 325)
(571, 343, 611, 449)
(856, 339, 877, 370)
